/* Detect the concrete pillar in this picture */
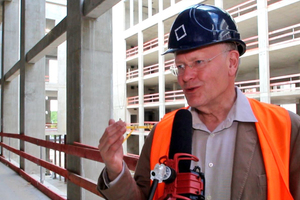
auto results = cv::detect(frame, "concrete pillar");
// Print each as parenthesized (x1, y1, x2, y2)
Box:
(81, 12, 113, 200)
(45, 98, 51, 124)
(22, 0, 46, 176)
(67, 0, 112, 199)
(57, 41, 66, 136)
(214, 0, 223, 8)
(158, 20, 165, 120)
(148, 0, 152, 17)
(257, 0, 271, 103)
(171, 0, 175, 6)
(138, 30, 144, 154)
(130, 0, 133, 27)
(112, 3, 127, 154)
(138, 0, 142, 23)
(2, 79, 19, 162)
(112, 2, 126, 121)
(66, 1, 83, 198)
(2, 0, 20, 164)
(158, 0, 163, 13)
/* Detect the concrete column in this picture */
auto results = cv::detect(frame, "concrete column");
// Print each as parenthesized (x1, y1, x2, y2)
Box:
(57, 41, 66, 136)
(22, 0, 46, 175)
(158, 20, 165, 120)
(2, 79, 19, 162)
(82, 15, 113, 200)
(138, 30, 144, 154)
(112, 3, 127, 154)
(214, 0, 223, 8)
(45, 98, 51, 124)
(171, 0, 175, 6)
(67, 0, 113, 199)
(112, 2, 126, 121)
(130, 0, 133, 27)
(138, 0, 142, 23)
(2, 0, 20, 164)
(257, 0, 271, 103)
(148, 0, 152, 17)
(158, 0, 163, 13)
(3, 0, 20, 73)
(66, 1, 82, 198)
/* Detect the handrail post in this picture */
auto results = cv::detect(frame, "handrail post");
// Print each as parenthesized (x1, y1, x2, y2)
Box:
(40, 146, 44, 184)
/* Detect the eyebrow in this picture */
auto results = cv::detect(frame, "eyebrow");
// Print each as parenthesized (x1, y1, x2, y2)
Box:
(175, 53, 207, 64)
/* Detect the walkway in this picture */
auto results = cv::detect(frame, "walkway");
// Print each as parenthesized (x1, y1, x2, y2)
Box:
(0, 162, 66, 199)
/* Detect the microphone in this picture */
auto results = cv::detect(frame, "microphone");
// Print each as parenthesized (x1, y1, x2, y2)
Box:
(169, 109, 193, 172)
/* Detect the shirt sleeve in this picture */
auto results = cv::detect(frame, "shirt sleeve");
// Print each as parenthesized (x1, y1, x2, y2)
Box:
(102, 161, 125, 188)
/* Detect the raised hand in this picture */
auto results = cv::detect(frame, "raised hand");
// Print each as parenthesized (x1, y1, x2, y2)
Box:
(98, 119, 127, 181)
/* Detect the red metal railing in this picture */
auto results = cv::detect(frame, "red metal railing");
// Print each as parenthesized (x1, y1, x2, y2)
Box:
(165, 90, 185, 102)
(224, 0, 282, 18)
(126, 59, 175, 80)
(126, 22, 300, 60)
(125, 0, 298, 60)
(144, 63, 159, 76)
(235, 73, 300, 94)
(227, 0, 257, 18)
(127, 68, 139, 79)
(144, 93, 159, 103)
(0, 132, 139, 199)
(125, 34, 169, 58)
(143, 37, 159, 51)
(244, 23, 300, 50)
(128, 90, 185, 106)
(125, 22, 300, 81)
(45, 75, 49, 82)
(126, 22, 300, 81)
(127, 73, 300, 106)
(165, 59, 174, 71)
(126, 46, 138, 58)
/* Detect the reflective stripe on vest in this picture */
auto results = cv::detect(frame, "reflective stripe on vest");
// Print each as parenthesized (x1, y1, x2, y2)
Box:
(150, 99, 293, 200)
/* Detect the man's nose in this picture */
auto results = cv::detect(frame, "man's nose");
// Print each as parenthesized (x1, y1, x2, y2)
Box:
(181, 66, 196, 81)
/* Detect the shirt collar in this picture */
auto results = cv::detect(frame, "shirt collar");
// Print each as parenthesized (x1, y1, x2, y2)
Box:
(233, 87, 257, 123)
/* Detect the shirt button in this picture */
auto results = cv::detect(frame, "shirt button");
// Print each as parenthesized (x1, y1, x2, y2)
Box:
(206, 195, 212, 200)
(208, 163, 214, 167)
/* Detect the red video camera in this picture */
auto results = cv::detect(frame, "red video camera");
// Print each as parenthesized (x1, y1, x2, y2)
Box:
(149, 153, 205, 200)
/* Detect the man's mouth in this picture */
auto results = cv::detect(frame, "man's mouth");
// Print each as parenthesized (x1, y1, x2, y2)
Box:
(184, 86, 198, 93)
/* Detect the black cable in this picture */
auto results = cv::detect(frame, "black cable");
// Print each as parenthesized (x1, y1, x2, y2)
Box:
(147, 179, 159, 200)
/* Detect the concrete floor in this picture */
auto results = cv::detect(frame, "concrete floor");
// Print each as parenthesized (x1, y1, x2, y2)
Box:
(0, 162, 66, 200)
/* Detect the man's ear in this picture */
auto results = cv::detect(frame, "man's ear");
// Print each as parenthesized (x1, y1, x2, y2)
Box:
(228, 50, 240, 77)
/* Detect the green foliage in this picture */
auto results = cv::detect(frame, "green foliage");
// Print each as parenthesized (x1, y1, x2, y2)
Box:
(51, 111, 58, 124)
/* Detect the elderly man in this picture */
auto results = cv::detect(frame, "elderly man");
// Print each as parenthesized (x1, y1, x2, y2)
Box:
(97, 3, 300, 200)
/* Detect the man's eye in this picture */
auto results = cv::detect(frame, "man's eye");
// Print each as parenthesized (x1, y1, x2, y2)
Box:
(194, 60, 205, 68)
(195, 60, 204, 64)
(177, 64, 185, 70)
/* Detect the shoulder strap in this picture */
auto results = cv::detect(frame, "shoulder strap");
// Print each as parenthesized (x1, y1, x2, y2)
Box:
(150, 107, 189, 199)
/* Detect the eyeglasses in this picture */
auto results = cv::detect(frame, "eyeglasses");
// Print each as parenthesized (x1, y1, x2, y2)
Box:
(170, 50, 230, 76)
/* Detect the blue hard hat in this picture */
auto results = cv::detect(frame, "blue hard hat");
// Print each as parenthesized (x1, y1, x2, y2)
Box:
(163, 4, 246, 56)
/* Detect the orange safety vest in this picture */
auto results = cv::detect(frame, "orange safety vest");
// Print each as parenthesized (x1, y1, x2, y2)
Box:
(150, 98, 293, 200)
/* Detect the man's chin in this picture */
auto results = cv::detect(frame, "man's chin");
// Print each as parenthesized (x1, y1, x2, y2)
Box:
(186, 99, 200, 108)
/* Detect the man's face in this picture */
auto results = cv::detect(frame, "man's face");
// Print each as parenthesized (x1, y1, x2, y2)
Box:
(175, 44, 238, 110)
